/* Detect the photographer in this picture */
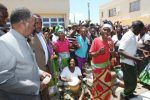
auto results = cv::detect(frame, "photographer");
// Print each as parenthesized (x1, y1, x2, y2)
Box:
(0, 3, 9, 36)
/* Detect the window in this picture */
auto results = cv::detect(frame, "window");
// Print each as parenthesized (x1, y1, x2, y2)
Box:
(130, 0, 140, 12)
(43, 18, 50, 27)
(43, 18, 49, 22)
(42, 17, 65, 27)
(58, 23, 64, 27)
(51, 18, 57, 22)
(109, 8, 116, 17)
(43, 23, 49, 27)
(58, 18, 64, 22)
(51, 23, 58, 27)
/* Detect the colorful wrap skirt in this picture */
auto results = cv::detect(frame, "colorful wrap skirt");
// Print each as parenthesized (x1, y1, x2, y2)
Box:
(91, 62, 112, 100)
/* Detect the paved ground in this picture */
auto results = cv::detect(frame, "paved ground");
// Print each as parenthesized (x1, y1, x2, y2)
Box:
(49, 83, 150, 100)
(111, 83, 150, 100)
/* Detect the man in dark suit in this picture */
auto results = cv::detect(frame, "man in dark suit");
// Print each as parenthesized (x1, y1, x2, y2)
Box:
(29, 14, 51, 100)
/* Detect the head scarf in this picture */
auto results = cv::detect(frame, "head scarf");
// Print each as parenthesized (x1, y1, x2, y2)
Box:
(102, 24, 112, 31)
(55, 25, 64, 33)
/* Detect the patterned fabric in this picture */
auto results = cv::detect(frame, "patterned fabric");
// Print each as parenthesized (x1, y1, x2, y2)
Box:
(91, 67, 112, 100)
(139, 61, 150, 85)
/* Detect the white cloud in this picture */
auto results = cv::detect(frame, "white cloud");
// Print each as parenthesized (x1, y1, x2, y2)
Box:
(69, 12, 86, 23)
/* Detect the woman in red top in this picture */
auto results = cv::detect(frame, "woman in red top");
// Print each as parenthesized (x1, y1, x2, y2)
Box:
(89, 24, 114, 100)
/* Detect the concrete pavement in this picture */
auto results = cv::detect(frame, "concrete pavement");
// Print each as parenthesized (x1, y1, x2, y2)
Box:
(50, 83, 150, 100)
(111, 83, 150, 100)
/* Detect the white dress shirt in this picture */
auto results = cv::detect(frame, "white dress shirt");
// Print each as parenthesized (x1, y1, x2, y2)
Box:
(119, 30, 137, 66)
(112, 34, 121, 47)
(136, 33, 150, 48)
(37, 32, 48, 64)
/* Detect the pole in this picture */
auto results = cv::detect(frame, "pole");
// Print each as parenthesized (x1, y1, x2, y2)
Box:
(74, 14, 75, 23)
(87, 1, 90, 21)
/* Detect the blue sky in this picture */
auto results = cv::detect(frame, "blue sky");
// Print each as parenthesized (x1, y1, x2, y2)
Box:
(70, 0, 110, 24)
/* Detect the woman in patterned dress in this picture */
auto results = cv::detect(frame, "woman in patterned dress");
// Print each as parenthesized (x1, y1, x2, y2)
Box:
(89, 24, 114, 100)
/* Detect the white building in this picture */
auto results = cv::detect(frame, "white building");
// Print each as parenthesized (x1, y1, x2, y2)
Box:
(100, 0, 150, 25)
(0, 0, 70, 27)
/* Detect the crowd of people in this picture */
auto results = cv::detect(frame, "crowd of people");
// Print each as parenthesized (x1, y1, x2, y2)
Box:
(0, 3, 150, 100)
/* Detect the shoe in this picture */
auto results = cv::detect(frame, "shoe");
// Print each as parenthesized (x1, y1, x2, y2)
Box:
(128, 94, 137, 98)
(120, 92, 129, 100)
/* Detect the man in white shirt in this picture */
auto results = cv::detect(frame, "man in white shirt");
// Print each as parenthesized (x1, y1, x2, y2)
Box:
(112, 25, 123, 51)
(136, 32, 150, 48)
(119, 20, 144, 99)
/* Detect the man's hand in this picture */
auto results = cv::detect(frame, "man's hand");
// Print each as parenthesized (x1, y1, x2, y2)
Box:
(40, 71, 51, 91)
(40, 71, 51, 80)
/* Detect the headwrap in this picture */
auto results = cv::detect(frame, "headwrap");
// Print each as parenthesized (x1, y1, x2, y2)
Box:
(55, 25, 64, 33)
(57, 28, 64, 33)
(102, 24, 112, 31)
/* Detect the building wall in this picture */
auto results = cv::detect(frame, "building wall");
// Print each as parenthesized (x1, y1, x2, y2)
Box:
(100, 0, 150, 25)
(0, 0, 70, 27)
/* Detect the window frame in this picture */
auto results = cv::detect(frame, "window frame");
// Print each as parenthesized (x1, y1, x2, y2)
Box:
(129, 0, 140, 12)
(109, 8, 116, 17)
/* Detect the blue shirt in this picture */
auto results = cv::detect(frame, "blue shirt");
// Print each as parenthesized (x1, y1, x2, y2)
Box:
(75, 36, 88, 58)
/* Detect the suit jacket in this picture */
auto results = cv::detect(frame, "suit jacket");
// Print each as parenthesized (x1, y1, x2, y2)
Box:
(0, 29, 41, 100)
(29, 34, 46, 71)
(29, 33, 53, 100)
(29, 34, 54, 76)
